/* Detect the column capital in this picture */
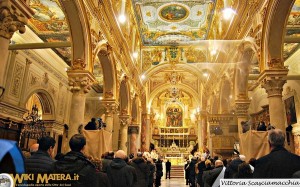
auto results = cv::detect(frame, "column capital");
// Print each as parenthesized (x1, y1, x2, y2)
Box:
(235, 99, 251, 116)
(102, 99, 119, 114)
(67, 70, 95, 94)
(128, 125, 139, 134)
(0, 0, 34, 39)
(259, 69, 288, 97)
(119, 114, 130, 126)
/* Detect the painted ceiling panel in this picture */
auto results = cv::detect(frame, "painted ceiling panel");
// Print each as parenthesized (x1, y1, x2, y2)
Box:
(133, 0, 216, 46)
(28, 0, 71, 64)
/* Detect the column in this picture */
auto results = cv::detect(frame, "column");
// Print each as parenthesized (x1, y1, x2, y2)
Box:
(201, 111, 208, 147)
(259, 69, 288, 131)
(0, 0, 33, 87)
(141, 113, 148, 152)
(67, 68, 95, 138)
(102, 99, 118, 151)
(118, 114, 130, 153)
(235, 99, 251, 134)
(128, 125, 139, 155)
(195, 113, 202, 151)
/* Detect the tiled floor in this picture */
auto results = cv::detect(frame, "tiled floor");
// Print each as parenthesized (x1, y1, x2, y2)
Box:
(161, 178, 187, 187)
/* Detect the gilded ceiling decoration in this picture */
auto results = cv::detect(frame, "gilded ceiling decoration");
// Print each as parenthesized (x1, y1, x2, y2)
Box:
(28, 0, 71, 64)
(132, 0, 215, 46)
(284, 0, 300, 60)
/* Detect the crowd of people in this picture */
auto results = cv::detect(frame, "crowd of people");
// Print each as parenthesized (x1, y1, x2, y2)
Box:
(184, 129, 300, 187)
(1, 129, 300, 187)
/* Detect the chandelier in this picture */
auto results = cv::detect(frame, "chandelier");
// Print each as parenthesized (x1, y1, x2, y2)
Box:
(20, 105, 47, 146)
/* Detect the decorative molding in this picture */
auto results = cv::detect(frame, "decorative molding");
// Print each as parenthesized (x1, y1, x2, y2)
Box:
(71, 58, 86, 70)
(119, 114, 130, 126)
(67, 70, 95, 94)
(258, 69, 288, 97)
(23, 50, 68, 85)
(102, 99, 119, 115)
(235, 99, 251, 116)
(10, 63, 24, 97)
(0, 101, 27, 120)
(0, 0, 33, 39)
(267, 58, 285, 69)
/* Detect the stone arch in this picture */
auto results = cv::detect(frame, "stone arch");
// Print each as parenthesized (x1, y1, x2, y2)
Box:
(60, 0, 93, 71)
(260, 0, 294, 70)
(148, 84, 201, 110)
(96, 41, 117, 99)
(23, 89, 55, 119)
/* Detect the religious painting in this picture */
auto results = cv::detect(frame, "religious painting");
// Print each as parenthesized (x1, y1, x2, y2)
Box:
(166, 106, 183, 127)
(159, 4, 189, 22)
(285, 96, 297, 125)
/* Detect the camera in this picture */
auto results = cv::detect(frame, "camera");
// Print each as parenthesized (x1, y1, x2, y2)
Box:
(97, 118, 107, 129)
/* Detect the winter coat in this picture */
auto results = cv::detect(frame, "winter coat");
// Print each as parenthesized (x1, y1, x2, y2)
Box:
(107, 158, 137, 187)
(25, 150, 55, 174)
(129, 157, 150, 187)
(53, 151, 98, 187)
(253, 147, 300, 178)
(224, 158, 244, 178)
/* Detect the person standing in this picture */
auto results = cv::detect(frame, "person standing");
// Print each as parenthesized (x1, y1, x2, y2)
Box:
(166, 159, 171, 179)
(106, 150, 137, 187)
(53, 134, 98, 187)
(253, 129, 300, 178)
(25, 136, 55, 174)
(184, 160, 190, 185)
(84, 118, 97, 130)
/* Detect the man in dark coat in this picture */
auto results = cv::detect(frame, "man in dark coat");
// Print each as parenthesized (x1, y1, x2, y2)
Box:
(253, 129, 300, 178)
(53, 134, 98, 187)
(184, 160, 190, 185)
(224, 155, 244, 178)
(165, 159, 171, 179)
(106, 150, 137, 187)
(84, 118, 97, 130)
(189, 157, 198, 187)
(129, 153, 150, 187)
(203, 160, 224, 187)
(25, 136, 56, 174)
(155, 159, 163, 187)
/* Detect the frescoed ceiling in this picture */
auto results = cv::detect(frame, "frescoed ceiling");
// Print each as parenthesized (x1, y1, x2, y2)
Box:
(284, 0, 300, 60)
(132, 0, 216, 46)
(28, 0, 71, 65)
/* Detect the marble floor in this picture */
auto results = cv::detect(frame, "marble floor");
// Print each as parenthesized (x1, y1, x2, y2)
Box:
(161, 178, 187, 187)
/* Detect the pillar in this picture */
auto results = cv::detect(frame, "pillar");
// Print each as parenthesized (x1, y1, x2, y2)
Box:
(201, 111, 208, 148)
(118, 114, 130, 153)
(0, 0, 33, 87)
(235, 99, 251, 134)
(196, 113, 202, 152)
(67, 68, 95, 138)
(259, 69, 288, 131)
(141, 113, 148, 152)
(128, 125, 139, 155)
(102, 99, 118, 133)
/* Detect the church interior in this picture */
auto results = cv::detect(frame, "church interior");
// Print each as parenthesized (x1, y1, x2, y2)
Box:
(1, 0, 300, 165)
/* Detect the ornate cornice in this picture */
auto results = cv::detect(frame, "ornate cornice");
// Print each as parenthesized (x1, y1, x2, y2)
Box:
(119, 114, 130, 126)
(0, 101, 27, 121)
(67, 70, 95, 94)
(101, 99, 119, 114)
(258, 69, 288, 97)
(267, 58, 285, 69)
(235, 99, 251, 116)
(0, 0, 34, 39)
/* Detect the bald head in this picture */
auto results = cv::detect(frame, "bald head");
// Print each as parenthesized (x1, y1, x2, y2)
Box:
(115, 150, 126, 159)
(30, 143, 39, 154)
(268, 129, 285, 148)
(215, 160, 224, 167)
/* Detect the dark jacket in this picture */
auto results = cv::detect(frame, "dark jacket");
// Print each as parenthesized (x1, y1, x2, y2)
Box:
(203, 166, 224, 187)
(188, 158, 198, 184)
(25, 150, 55, 174)
(53, 151, 98, 187)
(107, 158, 137, 187)
(184, 162, 190, 179)
(224, 158, 244, 178)
(253, 147, 300, 178)
(166, 161, 171, 171)
(196, 161, 206, 186)
(97, 171, 111, 187)
(147, 161, 155, 187)
(129, 157, 150, 187)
